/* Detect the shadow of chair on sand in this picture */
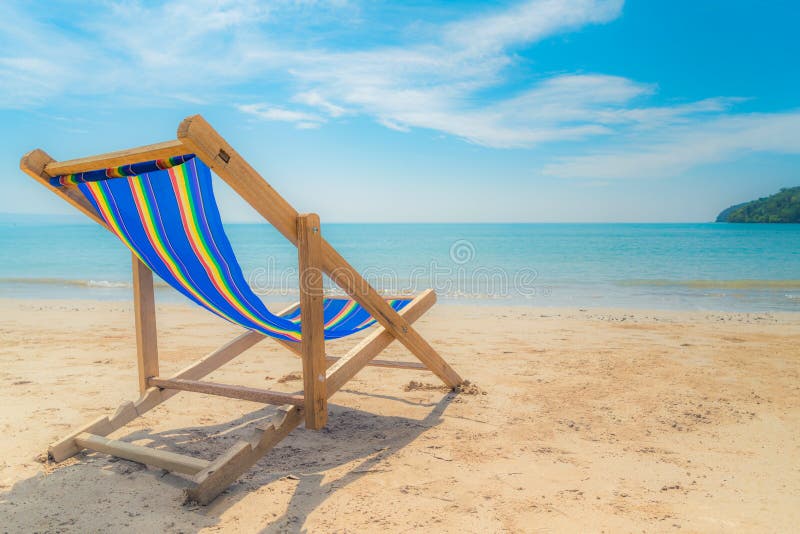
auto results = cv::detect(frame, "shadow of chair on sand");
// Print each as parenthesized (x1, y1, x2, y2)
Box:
(1, 391, 455, 533)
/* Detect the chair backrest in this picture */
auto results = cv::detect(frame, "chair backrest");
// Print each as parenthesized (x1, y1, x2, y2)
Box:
(54, 156, 410, 341)
(71, 156, 307, 341)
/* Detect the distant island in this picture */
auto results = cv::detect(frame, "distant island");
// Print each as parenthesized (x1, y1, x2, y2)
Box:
(716, 186, 800, 223)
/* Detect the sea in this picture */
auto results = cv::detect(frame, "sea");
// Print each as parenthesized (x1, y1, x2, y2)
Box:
(1, 221, 799, 312)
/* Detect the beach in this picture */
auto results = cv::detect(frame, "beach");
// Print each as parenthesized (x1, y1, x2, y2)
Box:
(1, 298, 798, 532)
(4, 0, 800, 531)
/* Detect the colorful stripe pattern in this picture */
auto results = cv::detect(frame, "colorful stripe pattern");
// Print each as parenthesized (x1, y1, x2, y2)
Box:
(50, 155, 194, 186)
(67, 156, 409, 342)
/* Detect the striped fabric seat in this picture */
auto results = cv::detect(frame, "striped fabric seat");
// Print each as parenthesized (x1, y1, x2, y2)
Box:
(53, 156, 409, 342)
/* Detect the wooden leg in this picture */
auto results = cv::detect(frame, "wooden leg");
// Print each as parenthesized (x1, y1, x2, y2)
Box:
(297, 214, 327, 430)
(187, 405, 304, 505)
(148, 377, 305, 406)
(75, 433, 210, 475)
(132, 254, 159, 394)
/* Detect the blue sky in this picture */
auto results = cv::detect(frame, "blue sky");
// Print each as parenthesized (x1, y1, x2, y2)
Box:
(1, 0, 798, 222)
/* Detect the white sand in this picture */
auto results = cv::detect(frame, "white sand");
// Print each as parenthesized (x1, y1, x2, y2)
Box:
(0, 298, 798, 532)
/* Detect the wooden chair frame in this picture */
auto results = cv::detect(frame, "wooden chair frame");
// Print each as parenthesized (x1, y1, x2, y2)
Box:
(19, 115, 463, 504)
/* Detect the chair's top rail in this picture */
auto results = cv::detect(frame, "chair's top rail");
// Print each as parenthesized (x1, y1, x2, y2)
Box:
(45, 139, 187, 177)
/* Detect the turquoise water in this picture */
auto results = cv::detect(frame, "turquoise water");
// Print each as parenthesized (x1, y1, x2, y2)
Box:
(1, 221, 799, 311)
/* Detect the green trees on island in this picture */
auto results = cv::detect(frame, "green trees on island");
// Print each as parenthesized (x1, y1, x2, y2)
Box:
(717, 186, 800, 223)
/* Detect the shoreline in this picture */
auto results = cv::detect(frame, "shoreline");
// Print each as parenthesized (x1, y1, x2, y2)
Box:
(0, 294, 800, 317)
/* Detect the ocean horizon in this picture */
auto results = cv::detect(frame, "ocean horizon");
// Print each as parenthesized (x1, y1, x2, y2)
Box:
(1, 220, 798, 312)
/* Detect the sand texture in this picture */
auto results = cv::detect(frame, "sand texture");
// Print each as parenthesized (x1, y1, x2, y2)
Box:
(0, 298, 798, 533)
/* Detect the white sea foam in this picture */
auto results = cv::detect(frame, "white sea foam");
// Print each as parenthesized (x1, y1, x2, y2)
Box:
(0, 277, 170, 289)
(86, 280, 131, 288)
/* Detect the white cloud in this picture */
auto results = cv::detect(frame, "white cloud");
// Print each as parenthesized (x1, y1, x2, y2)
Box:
(279, 0, 634, 147)
(3, 0, 800, 178)
(0, 0, 352, 107)
(292, 91, 348, 117)
(0, 2, 93, 107)
(1, 0, 630, 146)
(295, 121, 322, 130)
(237, 103, 325, 127)
(377, 118, 411, 132)
(444, 0, 623, 53)
(542, 112, 800, 178)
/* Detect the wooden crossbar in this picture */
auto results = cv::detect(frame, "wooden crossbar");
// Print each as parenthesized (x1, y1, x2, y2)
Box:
(75, 433, 210, 475)
(270, 329, 429, 371)
(44, 140, 187, 176)
(148, 377, 305, 406)
(20, 149, 108, 228)
(329, 357, 426, 370)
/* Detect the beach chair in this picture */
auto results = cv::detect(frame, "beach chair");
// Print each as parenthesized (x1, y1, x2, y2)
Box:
(20, 115, 463, 504)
